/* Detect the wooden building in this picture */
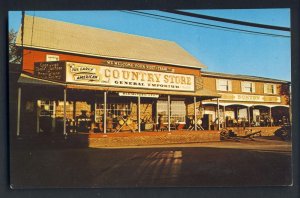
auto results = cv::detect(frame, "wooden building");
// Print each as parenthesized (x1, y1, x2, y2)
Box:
(14, 15, 290, 136)
(199, 71, 290, 129)
(15, 15, 219, 136)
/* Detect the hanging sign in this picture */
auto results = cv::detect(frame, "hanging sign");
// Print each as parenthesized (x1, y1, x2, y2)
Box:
(119, 92, 159, 98)
(104, 60, 174, 72)
(34, 61, 65, 82)
(65, 62, 195, 92)
(218, 93, 281, 103)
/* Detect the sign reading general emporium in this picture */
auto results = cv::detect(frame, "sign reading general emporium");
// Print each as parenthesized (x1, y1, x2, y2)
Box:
(65, 62, 195, 92)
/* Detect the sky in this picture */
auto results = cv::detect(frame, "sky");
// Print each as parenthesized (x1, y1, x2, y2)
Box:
(8, 9, 291, 81)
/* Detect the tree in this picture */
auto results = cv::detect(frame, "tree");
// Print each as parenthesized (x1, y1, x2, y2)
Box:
(9, 28, 22, 64)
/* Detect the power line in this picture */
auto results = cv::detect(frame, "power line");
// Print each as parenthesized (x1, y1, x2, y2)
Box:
(161, 9, 290, 32)
(126, 10, 290, 38)
(122, 10, 290, 38)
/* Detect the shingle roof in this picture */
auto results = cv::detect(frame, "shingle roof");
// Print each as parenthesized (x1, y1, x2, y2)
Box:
(201, 71, 290, 84)
(16, 15, 206, 69)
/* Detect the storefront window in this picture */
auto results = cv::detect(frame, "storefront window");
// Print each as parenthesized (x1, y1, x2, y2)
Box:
(95, 103, 132, 123)
(37, 100, 56, 117)
(171, 101, 186, 123)
(157, 100, 186, 123)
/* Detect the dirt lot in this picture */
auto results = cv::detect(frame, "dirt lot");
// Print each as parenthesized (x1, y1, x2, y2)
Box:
(10, 137, 292, 188)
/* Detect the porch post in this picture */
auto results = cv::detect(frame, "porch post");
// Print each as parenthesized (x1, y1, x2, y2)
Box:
(63, 88, 67, 136)
(104, 91, 107, 134)
(72, 101, 76, 133)
(248, 106, 251, 127)
(36, 103, 40, 134)
(269, 107, 272, 126)
(194, 96, 197, 131)
(17, 87, 22, 136)
(168, 95, 171, 132)
(138, 95, 141, 133)
(217, 98, 220, 130)
(156, 100, 158, 124)
(223, 105, 226, 128)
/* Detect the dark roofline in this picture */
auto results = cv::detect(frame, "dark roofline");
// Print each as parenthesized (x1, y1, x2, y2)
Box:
(201, 70, 290, 84)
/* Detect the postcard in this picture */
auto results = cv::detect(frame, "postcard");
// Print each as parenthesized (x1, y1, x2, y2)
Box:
(9, 9, 292, 188)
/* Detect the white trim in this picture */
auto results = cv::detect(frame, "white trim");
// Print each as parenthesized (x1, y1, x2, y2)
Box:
(104, 91, 107, 134)
(202, 101, 289, 108)
(138, 95, 141, 133)
(18, 44, 206, 69)
(63, 88, 67, 135)
(194, 96, 197, 131)
(168, 95, 171, 132)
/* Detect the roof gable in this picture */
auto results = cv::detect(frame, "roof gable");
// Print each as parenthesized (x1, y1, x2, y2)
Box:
(16, 15, 206, 69)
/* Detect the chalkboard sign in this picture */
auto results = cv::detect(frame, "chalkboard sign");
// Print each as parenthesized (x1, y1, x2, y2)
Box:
(34, 61, 66, 82)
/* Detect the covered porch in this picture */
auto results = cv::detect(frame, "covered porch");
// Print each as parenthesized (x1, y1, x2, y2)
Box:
(16, 73, 220, 138)
(202, 101, 290, 129)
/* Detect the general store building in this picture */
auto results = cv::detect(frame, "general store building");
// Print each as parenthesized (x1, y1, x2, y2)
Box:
(14, 15, 290, 137)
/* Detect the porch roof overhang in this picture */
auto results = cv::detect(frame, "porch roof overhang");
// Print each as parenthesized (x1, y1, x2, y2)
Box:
(202, 101, 289, 108)
(17, 73, 220, 99)
(18, 73, 66, 87)
(66, 84, 221, 99)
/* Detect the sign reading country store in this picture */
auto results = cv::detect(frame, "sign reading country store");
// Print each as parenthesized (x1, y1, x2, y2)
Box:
(34, 61, 195, 92)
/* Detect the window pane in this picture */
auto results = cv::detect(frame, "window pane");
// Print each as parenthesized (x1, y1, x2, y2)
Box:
(265, 84, 275, 94)
(218, 79, 229, 91)
(242, 82, 252, 92)
(157, 100, 186, 123)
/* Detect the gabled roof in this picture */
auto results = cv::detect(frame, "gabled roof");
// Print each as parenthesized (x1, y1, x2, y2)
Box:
(16, 15, 206, 69)
(201, 71, 290, 84)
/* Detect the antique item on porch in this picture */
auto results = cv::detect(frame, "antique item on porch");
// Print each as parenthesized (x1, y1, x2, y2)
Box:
(106, 115, 114, 132)
(157, 114, 167, 131)
(116, 115, 136, 132)
(76, 110, 91, 132)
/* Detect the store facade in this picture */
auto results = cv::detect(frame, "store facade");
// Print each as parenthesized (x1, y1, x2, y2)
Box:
(17, 59, 220, 136)
(200, 71, 291, 129)
(15, 15, 220, 136)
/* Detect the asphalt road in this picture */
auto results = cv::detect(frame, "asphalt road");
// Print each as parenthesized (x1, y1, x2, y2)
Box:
(10, 137, 292, 188)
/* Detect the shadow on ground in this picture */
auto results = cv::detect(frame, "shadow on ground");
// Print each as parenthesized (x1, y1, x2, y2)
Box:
(10, 137, 292, 188)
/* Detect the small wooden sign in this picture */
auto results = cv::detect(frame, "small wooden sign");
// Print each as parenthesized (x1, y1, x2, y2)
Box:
(34, 61, 66, 82)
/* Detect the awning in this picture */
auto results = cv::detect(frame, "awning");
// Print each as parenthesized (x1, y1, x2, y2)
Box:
(18, 73, 66, 87)
(66, 84, 220, 98)
(202, 101, 289, 108)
